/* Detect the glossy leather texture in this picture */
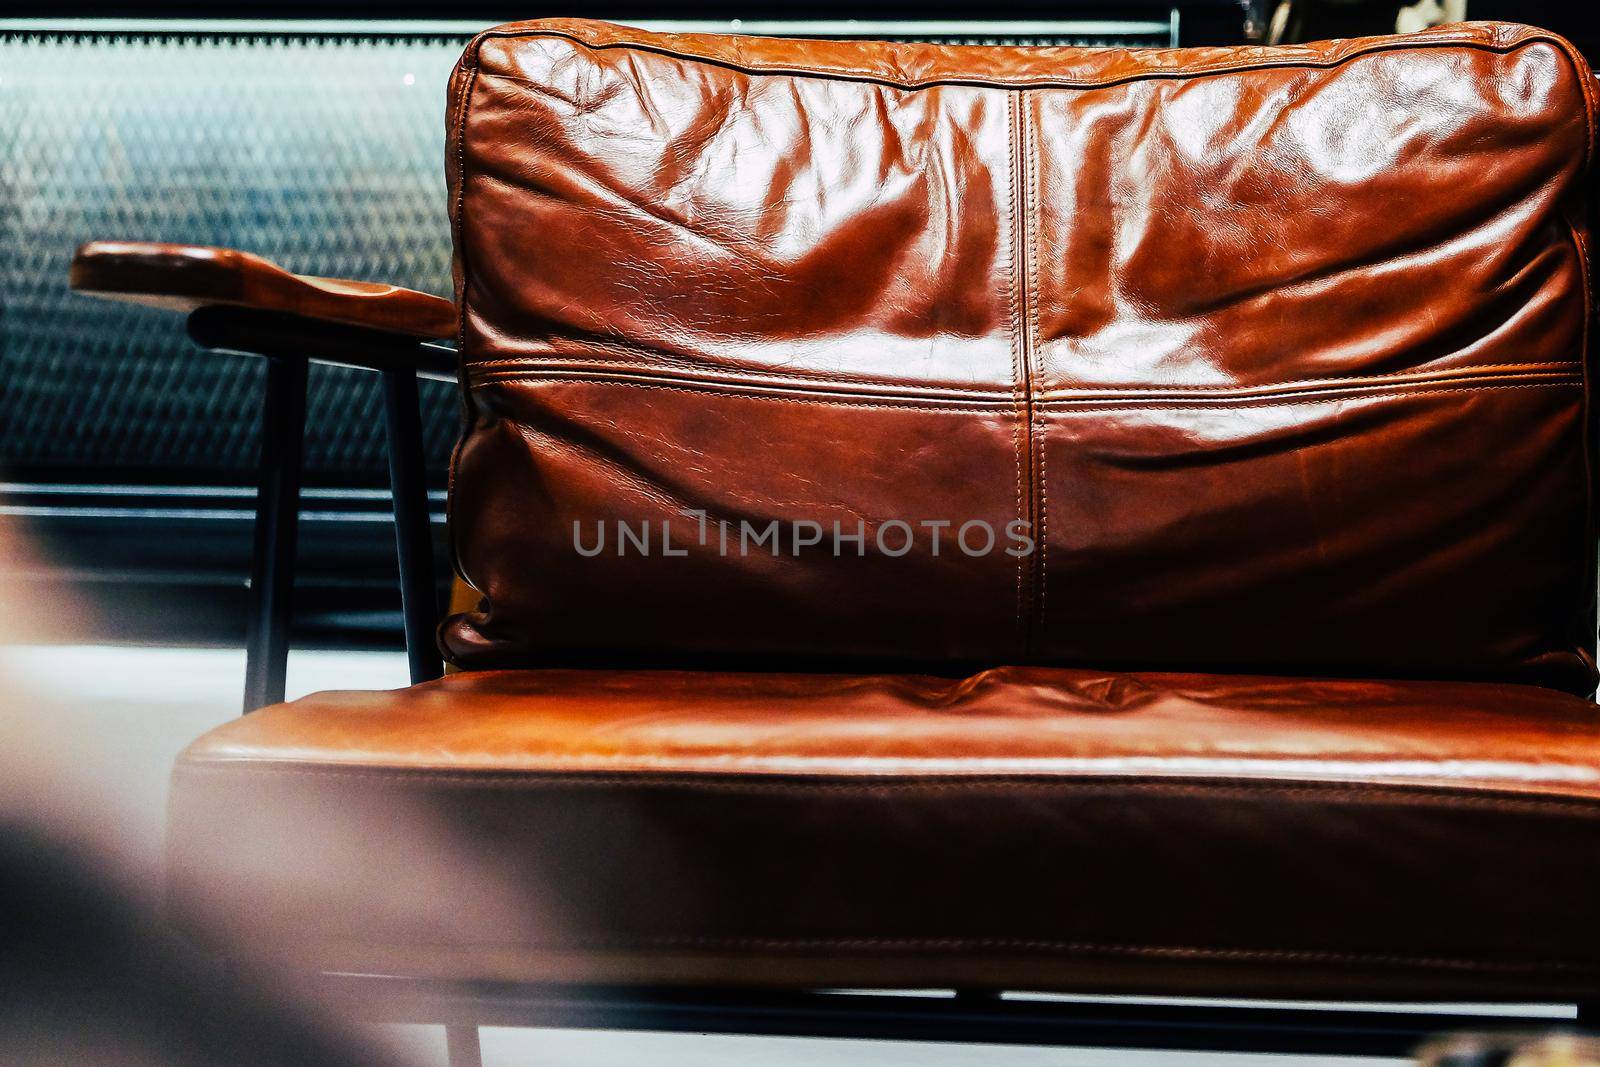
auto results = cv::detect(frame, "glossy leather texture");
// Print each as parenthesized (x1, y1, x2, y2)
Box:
(170, 668, 1600, 997)
(442, 20, 1599, 693)
(70, 241, 457, 339)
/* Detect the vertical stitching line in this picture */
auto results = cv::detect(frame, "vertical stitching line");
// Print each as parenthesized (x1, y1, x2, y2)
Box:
(447, 59, 480, 489)
(1004, 91, 1029, 654)
(444, 48, 484, 640)
(1025, 91, 1047, 637)
(1566, 207, 1596, 680)
(452, 56, 481, 356)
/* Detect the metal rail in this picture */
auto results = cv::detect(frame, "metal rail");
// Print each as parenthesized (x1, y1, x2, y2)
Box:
(306, 974, 1588, 1059)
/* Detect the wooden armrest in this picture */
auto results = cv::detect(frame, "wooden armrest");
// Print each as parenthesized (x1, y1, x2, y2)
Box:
(70, 241, 456, 340)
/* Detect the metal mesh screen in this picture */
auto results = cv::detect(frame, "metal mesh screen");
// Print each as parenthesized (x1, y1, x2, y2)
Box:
(0, 28, 466, 484)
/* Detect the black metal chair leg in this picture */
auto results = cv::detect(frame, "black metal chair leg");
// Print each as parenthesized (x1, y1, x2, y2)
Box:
(445, 1024, 482, 1067)
(242, 354, 308, 713)
(382, 367, 444, 684)
(1579, 1001, 1600, 1029)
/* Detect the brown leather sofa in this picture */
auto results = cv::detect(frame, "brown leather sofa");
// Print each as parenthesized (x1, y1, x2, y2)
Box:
(70, 17, 1600, 1061)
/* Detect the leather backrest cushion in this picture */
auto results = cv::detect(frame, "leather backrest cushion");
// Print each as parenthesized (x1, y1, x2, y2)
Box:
(443, 19, 1599, 693)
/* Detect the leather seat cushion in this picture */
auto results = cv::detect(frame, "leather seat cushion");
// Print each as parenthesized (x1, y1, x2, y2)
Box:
(169, 667, 1600, 998)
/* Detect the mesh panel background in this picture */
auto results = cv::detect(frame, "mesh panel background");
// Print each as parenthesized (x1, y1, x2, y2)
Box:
(0, 30, 466, 484)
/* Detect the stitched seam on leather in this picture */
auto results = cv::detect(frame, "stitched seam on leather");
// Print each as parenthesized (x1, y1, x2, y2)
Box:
(1008, 91, 1041, 655)
(1554, 37, 1597, 168)
(466, 373, 1580, 413)
(1036, 379, 1580, 413)
(474, 361, 1004, 394)
(1024, 93, 1046, 644)
(466, 359, 1585, 403)
(464, 334, 1011, 391)
(170, 765, 1600, 813)
(466, 356, 1580, 395)
(1003, 93, 1028, 654)
(1566, 210, 1597, 687)
(444, 936, 1598, 973)
(1580, 72, 1597, 170)
(472, 33, 1572, 95)
(1029, 363, 1584, 393)
(469, 366, 1015, 404)
(451, 54, 480, 357)
(469, 376, 1013, 413)
(443, 52, 483, 628)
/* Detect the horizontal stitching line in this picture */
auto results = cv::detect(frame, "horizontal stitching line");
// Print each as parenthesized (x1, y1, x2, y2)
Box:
(1040, 363, 1582, 392)
(1038, 379, 1580, 412)
(468, 373, 1581, 411)
(472, 32, 1564, 94)
(469, 360, 1010, 396)
(467, 354, 1010, 394)
(170, 766, 1600, 814)
(468, 375, 1000, 412)
(465, 362, 1581, 391)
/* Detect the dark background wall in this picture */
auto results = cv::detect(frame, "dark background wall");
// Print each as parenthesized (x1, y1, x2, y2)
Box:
(1469, 2, 1598, 59)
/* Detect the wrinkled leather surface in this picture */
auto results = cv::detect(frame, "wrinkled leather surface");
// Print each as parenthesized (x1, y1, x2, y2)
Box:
(443, 19, 1599, 693)
(171, 668, 1600, 996)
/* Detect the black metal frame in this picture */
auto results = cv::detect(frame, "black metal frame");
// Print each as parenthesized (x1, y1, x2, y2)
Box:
(185, 306, 453, 708)
(242, 351, 307, 711)
(306, 976, 1589, 1059)
(200, 302, 1587, 1063)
